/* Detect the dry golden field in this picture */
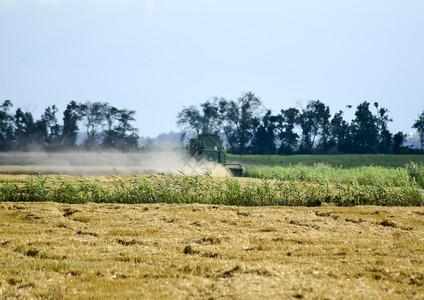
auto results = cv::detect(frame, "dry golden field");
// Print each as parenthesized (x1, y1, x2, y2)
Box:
(0, 202, 423, 299)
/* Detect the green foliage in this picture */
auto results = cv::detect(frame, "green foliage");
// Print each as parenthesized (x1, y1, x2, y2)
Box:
(177, 98, 225, 136)
(277, 108, 299, 154)
(351, 102, 379, 153)
(0, 181, 20, 201)
(62, 101, 81, 148)
(250, 110, 276, 155)
(0, 99, 139, 151)
(23, 174, 48, 202)
(406, 163, 424, 189)
(0, 100, 15, 150)
(413, 111, 424, 150)
(178, 97, 417, 155)
(229, 154, 424, 168)
(244, 165, 414, 188)
(0, 175, 422, 207)
(297, 100, 331, 153)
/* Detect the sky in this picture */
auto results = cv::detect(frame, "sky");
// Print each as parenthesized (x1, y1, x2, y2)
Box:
(0, 0, 423, 137)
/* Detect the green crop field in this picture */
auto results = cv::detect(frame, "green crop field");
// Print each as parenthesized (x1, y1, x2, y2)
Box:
(0, 154, 423, 207)
(243, 164, 424, 188)
(229, 155, 424, 207)
(228, 154, 424, 168)
(0, 154, 422, 207)
(0, 172, 423, 207)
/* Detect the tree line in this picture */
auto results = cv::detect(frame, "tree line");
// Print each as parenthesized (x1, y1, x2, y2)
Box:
(0, 100, 139, 151)
(177, 92, 424, 154)
(1, 94, 423, 154)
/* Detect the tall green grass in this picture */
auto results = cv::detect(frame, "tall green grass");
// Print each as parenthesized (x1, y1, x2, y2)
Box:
(0, 174, 422, 206)
(244, 165, 417, 188)
(406, 163, 424, 189)
(229, 154, 424, 168)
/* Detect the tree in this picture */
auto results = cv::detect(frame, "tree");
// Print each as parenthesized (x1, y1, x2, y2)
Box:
(100, 105, 140, 150)
(374, 102, 393, 153)
(250, 110, 277, 154)
(41, 105, 62, 147)
(351, 102, 379, 153)
(0, 100, 15, 150)
(221, 92, 263, 154)
(109, 109, 139, 150)
(177, 106, 202, 135)
(0, 100, 142, 151)
(62, 101, 82, 148)
(102, 105, 120, 148)
(177, 93, 263, 154)
(413, 111, 424, 150)
(329, 109, 351, 153)
(276, 108, 299, 154)
(220, 100, 240, 152)
(79, 102, 109, 148)
(297, 101, 330, 153)
(14, 108, 37, 150)
(177, 98, 224, 136)
(237, 92, 263, 154)
(393, 131, 406, 154)
(199, 99, 222, 134)
(297, 108, 314, 153)
(312, 101, 331, 152)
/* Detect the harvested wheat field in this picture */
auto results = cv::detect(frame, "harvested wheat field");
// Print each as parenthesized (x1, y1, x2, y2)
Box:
(0, 203, 423, 299)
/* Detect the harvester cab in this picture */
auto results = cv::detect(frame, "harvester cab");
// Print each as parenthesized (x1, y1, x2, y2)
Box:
(188, 134, 244, 176)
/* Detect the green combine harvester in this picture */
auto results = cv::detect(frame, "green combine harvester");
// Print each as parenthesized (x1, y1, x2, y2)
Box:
(188, 134, 244, 176)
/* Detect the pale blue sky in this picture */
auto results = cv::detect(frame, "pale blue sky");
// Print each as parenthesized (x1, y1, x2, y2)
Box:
(0, 0, 423, 137)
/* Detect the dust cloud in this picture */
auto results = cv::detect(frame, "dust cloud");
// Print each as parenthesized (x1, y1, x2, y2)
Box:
(0, 151, 231, 177)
